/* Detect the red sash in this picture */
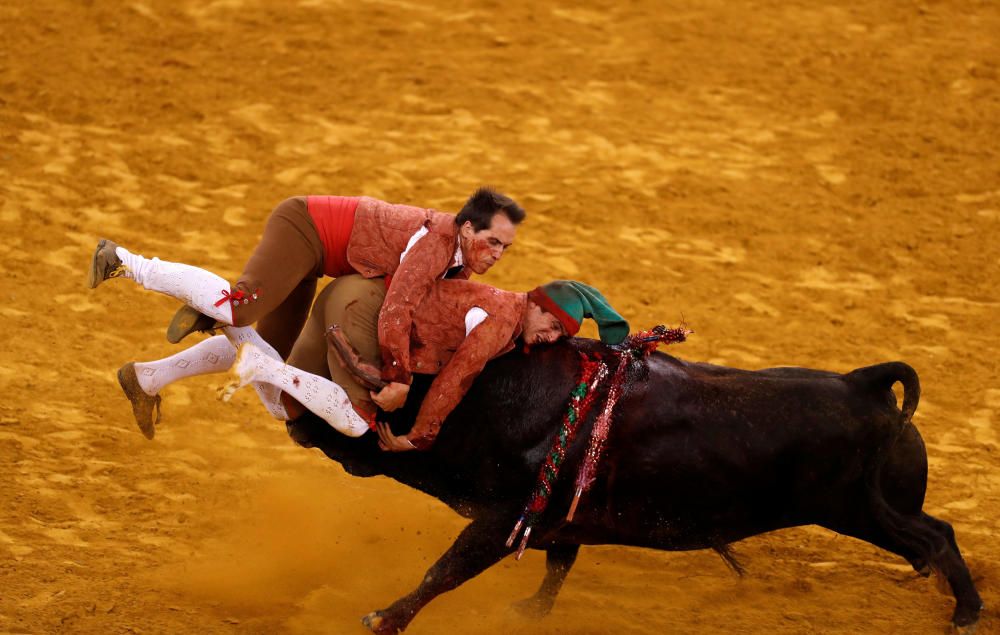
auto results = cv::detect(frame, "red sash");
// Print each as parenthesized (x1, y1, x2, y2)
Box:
(307, 196, 360, 277)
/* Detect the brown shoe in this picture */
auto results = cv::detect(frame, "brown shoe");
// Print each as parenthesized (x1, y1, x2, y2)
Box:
(117, 362, 162, 440)
(87, 238, 128, 289)
(166, 304, 223, 343)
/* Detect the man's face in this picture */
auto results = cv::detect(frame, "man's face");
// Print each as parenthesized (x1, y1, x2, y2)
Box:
(522, 302, 567, 346)
(459, 212, 516, 275)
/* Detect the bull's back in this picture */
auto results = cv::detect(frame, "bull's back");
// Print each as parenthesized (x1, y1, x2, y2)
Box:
(584, 356, 904, 546)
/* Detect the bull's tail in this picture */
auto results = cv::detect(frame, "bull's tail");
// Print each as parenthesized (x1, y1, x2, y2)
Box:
(846, 361, 920, 425)
(849, 362, 944, 569)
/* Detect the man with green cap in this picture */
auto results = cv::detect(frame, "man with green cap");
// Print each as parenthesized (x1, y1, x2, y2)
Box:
(525, 280, 631, 345)
(221, 277, 629, 452)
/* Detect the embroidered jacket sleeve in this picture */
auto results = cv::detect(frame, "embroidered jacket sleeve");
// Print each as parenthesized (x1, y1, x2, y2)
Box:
(378, 230, 457, 384)
(406, 314, 520, 450)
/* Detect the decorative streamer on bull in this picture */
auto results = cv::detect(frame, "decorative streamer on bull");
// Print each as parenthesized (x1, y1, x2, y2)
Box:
(505, 326, 692, 560)
(566, 350, 631, 522)
(506, 356, 607, 560)
(566, 325, 691, 521)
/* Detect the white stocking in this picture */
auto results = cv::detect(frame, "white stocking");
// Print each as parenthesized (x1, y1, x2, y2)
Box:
(115, 246, 234, 324)
(231, 344, 368, 437)
(134, 332, 288, 420)
(134, 335, 235, 395)
(222, 327, 288, 420)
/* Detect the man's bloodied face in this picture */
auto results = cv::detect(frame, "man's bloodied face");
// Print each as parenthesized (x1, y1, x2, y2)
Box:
(522, 301, 567, 346)
(459, 212, 516, 275)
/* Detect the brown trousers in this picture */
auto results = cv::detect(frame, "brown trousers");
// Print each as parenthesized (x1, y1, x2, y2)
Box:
(285, 274, 386, 416)
(233, 196, 326, 359)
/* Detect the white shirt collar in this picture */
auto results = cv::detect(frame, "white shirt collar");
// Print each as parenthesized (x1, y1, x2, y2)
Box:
(452, 235, 464, 268)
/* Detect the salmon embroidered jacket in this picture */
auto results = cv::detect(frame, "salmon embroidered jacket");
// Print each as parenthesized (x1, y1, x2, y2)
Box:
(344, 197, 472, 385)
(402, 279, 528, 450)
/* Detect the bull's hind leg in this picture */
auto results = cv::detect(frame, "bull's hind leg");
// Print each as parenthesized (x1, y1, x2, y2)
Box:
(821, 513, 982, 629)
(922, 512, 960, 558)
(362, 517, 514, 635)
(919, 513, 983, 629)
(512, 543, 580, 618)
(820, 518, 927, 575)
(881, 425, 983, 627)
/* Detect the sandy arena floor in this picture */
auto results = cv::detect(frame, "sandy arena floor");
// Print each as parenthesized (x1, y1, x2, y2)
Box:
(1, 1, 998, 633)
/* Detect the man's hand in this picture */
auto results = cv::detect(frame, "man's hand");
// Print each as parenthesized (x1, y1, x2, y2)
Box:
(371, 382, 410, 412)
(376, 422, 416, 452)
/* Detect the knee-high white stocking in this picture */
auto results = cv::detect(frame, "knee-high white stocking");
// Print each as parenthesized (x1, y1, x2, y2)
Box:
(115, 246, 234, 324)
(134, 335, 236, 395)
(133, 331, 288, 420)
(222, 327, 288, 420)
(225, 343, 369, 437)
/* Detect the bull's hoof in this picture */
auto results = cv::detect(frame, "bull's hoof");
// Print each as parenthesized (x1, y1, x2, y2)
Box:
(950, 600, 983, 633)
(951, 621, 978, 635)
(362, 610, 399, 635)
(511, 596, 553, 619)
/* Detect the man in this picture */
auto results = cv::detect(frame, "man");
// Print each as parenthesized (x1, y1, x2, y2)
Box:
(223, 278, 629, 451)
(89, 187, 524, 438)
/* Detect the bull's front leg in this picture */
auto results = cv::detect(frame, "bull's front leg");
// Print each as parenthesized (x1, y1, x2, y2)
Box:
(362, 516, 514, 634)
(512, 543, 580, 617)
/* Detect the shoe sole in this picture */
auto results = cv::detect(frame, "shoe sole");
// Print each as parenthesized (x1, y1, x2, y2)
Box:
(166, 305, 218, 344)
(219, 343, 253, 402)
(87, 239, 108, 289)
(218, 380, 240, 403)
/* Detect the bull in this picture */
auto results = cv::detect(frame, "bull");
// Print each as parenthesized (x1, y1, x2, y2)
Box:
(285, 337, 983, 633)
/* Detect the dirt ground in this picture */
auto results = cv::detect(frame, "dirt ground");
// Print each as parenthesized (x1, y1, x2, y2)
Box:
(1, 0, 998, 633)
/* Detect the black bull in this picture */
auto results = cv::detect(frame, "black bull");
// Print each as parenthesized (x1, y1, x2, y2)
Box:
(286, 339, 983, 633)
